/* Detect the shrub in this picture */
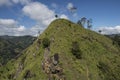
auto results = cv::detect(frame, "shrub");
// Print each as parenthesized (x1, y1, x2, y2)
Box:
(42, 38, 50, 48)
(71, 41, 82, 59)
(97, 61, 109, 73)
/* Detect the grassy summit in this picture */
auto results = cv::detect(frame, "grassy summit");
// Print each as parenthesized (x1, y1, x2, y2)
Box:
(0, 19, 120, 80)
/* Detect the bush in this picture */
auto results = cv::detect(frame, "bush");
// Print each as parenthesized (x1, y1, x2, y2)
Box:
(97, 61, 109, 73)
(42, 38, 50, 48)
(71, 41, 82, 59)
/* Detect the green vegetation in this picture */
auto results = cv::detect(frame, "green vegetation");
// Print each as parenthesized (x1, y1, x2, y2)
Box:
(0, 36, 36, 65)
(0, 19, 120, 80)
(71, 41, 82, 59)
(42, 37, 50, 48)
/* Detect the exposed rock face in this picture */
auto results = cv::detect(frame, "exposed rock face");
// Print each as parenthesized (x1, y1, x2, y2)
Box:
(42, 48, 65, 80)
(52, 53, 59, 65)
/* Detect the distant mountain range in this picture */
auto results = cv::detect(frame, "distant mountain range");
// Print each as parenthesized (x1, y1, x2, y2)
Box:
(105, 34, 120, 38)
(0, 35, 36, 65)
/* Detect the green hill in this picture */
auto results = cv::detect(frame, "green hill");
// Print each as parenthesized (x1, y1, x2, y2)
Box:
(0, 19, 120, 80)
(0, 36, 36, 65)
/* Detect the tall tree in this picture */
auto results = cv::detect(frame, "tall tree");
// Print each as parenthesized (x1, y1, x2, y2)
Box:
(77, 20, 81, 25)
(98, 30, 102, 34)
(80, 17, 87, 27)
(77, 17, 87, 27)
(87, 19, 92, 29)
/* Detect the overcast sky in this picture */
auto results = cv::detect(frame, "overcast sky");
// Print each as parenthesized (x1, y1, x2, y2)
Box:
(0, 0, 120, 36)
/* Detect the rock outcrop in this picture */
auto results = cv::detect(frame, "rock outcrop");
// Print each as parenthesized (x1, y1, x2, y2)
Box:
(42, 48, 65, 80)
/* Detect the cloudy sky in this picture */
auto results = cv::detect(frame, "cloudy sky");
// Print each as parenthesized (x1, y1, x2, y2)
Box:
(0, 0, 120, 36)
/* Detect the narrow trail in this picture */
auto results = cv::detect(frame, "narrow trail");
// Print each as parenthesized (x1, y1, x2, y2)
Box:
(44, 48, 50, 60)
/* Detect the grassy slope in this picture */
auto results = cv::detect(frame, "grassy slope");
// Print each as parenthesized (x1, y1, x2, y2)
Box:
(0, 19, 120, 80)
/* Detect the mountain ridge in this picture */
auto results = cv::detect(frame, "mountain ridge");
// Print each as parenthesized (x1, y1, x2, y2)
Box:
(0, 19, 120, 80)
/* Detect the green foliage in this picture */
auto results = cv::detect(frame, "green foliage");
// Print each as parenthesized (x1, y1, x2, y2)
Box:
(71, 41, 82, 59)
(42, 37, 50, 48)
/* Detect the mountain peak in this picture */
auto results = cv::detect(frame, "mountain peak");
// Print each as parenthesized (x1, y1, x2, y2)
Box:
(0, 19, 120, 80)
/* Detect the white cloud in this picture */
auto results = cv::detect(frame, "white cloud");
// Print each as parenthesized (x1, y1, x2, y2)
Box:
(67, 3, 74, 10)
(22, 2, 55, 26)
(0, 18, 30, 36)
(22, 2, 68, 36)
(0, 18, 48, 36)
(97, 26, 120, 34)
(66, 2, 77, 18)
(12, 0, 31, 5)
(0, 0, 12, 6)
(0, 0, 32, 6)
(60, 14, 69, 19)
(0, 1, 69, 36)
(17, 25, 26, 31)
(0, 19, 17, 27)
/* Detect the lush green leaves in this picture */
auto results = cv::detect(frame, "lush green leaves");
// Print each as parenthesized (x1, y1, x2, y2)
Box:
(42, 38, 50, 48)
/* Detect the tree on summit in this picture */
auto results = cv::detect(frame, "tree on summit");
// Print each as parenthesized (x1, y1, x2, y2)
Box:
(77, 17, 92, 29)
(77, 17, 87, 27)
(55, 14, 58, 18)
(80, 17, 87, 27)
(98, 30, 102, 34)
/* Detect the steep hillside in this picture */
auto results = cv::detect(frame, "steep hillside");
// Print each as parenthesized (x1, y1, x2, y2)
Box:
(0, 36, 36, 65)
(0, 19, 120, 80)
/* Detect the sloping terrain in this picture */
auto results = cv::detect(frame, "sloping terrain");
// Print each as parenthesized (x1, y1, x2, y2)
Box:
(0, 36, 36, 65)
(0, 19, 120, 80)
